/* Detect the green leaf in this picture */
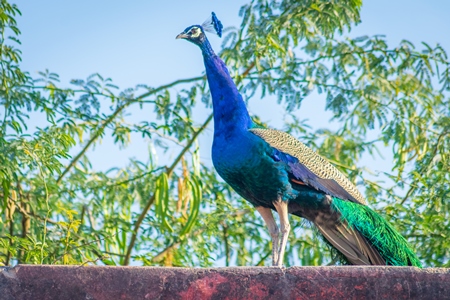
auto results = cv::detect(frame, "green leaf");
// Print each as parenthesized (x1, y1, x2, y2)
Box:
(180, 176, 202, 236)
(154, 173, 173, 233)
(103, 259, 116, 266)
(2, 179, 10, 212)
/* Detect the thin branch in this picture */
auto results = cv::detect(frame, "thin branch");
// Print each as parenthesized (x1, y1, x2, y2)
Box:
(51, 230, 121, 264)
(151, 241, 182, 263)
(150, 209, 250, 264)
(255, 250, 271, 266)
(6, 219, 13, 266)
(136, 127, 186, 147)
(400, 131, 449, 205)
(223, 224, 230, 267)
(406, 233, 447, 238)
(15, 203, 60, 226)
(29, 86, 117, 98)
(107, 166, 167, 188)
(16, 182, 30, 264)
(103, 251, 126, 257)
(56, 75, 205, 184)
(56, 106, 125, 184)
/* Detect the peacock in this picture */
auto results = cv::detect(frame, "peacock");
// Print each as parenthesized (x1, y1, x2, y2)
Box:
(176, 12, 421, 267)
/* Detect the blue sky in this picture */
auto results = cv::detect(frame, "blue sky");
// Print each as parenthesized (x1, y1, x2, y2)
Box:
(13, 0, 450, 178)
(16, 1, 449, 86)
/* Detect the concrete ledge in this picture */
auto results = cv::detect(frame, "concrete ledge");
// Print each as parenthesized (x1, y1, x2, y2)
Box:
(1, 265, 449, 299)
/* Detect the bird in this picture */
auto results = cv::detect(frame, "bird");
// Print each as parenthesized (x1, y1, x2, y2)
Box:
(176, 12, 422, 267)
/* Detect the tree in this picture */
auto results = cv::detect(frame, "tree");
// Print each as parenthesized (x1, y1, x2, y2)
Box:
(0, 0, 448, 267)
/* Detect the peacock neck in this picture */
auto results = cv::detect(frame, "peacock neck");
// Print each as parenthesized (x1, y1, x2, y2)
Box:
(200, 40, 253, 135)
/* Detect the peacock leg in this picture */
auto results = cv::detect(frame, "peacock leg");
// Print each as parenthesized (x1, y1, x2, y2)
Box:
(273, 199, 290, 267)
(256, 206, 279, 266)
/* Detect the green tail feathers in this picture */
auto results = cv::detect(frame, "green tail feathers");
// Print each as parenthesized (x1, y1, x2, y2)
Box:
(332, 197, 422, 267)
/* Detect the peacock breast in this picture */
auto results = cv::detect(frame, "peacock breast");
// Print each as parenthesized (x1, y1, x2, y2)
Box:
(211, 131, 296, 207)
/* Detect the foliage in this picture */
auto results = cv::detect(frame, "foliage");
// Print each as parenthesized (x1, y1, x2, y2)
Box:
(0, 0, 448, 267)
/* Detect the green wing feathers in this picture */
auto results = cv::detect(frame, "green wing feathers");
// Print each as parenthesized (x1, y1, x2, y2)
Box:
(332, 197, 422, 267)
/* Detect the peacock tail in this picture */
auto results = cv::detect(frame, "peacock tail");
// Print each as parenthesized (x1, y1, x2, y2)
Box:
(331, 197, 422, 267)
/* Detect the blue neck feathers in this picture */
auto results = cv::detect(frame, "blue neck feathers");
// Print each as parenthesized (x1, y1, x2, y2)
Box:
(200, 39, 253, 134)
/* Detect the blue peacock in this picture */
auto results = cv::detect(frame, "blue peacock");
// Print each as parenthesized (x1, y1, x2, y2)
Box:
(176, 13, 421, 267)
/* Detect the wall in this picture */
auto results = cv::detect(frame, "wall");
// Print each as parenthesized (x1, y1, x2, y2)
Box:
(1, 265, 449, 299)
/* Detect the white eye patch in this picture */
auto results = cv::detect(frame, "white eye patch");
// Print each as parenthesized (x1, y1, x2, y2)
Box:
(189, 27, 202, 38)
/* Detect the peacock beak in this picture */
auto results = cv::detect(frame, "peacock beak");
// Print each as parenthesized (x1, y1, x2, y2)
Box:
(176, 32, 189, 39)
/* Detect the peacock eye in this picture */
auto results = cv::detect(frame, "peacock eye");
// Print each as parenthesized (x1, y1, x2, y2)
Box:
(190, 29, 197, 35)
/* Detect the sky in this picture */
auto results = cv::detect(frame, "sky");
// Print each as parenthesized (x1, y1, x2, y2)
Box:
(12, 0, 450, 180)
(15, 1, 450, 86)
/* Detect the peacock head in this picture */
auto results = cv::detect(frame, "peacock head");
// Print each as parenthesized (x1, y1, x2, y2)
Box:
(176, 12, 223, 47)
(176, 25, 207, 46)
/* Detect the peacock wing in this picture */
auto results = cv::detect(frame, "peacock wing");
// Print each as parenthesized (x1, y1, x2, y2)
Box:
(249, 128, 367, 205)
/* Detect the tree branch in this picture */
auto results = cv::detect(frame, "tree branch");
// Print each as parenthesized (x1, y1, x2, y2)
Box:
(150, 209, 250, 264)
(223, 224, 230, 267)
(56, 75, 205, 184)
(400, 130, 449, 205)
(123, 113, 213, 265)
